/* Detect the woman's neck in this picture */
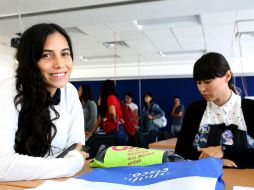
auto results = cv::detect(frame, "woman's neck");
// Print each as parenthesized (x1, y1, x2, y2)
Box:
(214, 89, 232, 106)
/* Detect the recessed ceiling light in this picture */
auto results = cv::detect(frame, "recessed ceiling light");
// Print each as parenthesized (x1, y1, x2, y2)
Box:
(78, 56, 88, 62)
(133, 20, 143, 30)
(134, 15, 200, 30)
(78, 55, 121, 62)
(160, 49, 206, 57)
(103, 41, 129, 49)
(235, 32, 254, 40)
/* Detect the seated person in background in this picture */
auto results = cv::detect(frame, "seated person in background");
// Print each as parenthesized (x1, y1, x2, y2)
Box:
(170, 96, 184, 137)
(175, 52, 254, 168)
(0, 23, 88, 181)
(78, 84, 97, 135)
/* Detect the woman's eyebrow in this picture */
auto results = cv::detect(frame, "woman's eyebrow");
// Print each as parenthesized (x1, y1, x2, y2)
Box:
(42, 48, 70, 52)
(61, 48, 70, 51)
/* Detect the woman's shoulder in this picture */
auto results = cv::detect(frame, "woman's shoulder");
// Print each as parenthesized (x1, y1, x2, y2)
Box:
(87, 100, 97, 107)
(242, 98, 254, 110)
(61, 82, 78, 95)
(107, 94, 119, 102)
(186, 100, 207, 113)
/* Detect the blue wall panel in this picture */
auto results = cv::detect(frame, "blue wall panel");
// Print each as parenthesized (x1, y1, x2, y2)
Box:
(72, 76, 254, 131)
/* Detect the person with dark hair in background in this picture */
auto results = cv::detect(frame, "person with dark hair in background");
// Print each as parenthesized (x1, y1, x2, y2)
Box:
(125, 92, 139, 121)
(175, 52, 254, 168)
(141, 92, 165, 143)
(170, 96, 184, 137)
(91, 80, 128, 145)
(124, 92, 139, 146)
(78, 84, 97, 134)
(0, 23, 88, 181)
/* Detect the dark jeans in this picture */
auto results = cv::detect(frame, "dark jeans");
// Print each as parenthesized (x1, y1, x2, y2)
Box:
(108, 124, 128, 145)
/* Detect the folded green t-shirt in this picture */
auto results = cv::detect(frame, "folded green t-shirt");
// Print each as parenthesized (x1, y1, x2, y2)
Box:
(90, 145, 184, 168)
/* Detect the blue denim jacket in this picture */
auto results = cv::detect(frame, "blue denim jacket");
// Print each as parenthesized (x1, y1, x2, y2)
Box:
(142, 103, 165, 132)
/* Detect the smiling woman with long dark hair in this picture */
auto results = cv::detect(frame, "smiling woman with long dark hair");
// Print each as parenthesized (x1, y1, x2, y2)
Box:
(0, 23, 88, 181)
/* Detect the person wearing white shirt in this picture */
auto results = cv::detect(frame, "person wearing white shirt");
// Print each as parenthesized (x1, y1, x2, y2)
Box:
(125, 92, 138, 119)
(175, 52, 254, 169)
(0, 23, 88, 181)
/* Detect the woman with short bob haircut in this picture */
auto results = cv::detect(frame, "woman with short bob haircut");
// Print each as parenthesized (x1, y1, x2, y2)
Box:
(0, 23, 88, 181)
(175, 52, 254, 168)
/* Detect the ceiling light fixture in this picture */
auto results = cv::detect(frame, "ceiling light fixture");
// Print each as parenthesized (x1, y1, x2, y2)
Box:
(78, 55, 121, 62)
(158, 51, 166, 58)
(134, 15, 200, 30)
(159, 49, 206, 57)
(103, 41, 129, 49)
(78, 56, 89, 62)
(133, 20, 143, 30)
(235, 32, 254, 40)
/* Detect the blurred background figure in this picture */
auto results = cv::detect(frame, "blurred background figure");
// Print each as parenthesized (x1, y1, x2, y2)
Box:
(141, 92, 165, 144)
(170, 96, 185, 137)
(124, 92, 139, 146)
(78, 84, 97, 135)
(91, 80, 128, 145)
(124, 92, 139, 121)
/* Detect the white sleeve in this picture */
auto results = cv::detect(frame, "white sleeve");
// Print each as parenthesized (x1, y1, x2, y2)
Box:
(64, 83, 85, 148)
(0, 81, 84, 181)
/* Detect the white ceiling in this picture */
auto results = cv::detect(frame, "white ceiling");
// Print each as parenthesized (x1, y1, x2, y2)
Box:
(1, 0, 254, 81)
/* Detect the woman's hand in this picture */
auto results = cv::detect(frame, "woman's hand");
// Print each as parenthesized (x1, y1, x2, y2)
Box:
(198, 146, 224, 159)
(76, 144, 90, 160)
(222, 159, 238, 168)
(148, 115, 154, 120)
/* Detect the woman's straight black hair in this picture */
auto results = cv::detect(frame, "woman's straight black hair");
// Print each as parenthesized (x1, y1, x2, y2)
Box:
(193, 52, 238, 94)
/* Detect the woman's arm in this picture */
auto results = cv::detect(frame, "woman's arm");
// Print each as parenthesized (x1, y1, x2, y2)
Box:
(175, 101, 205, 160)
(152, 104, 165, 119)
(65, 84, 85, 147)
(0, 83, 85, 181)
(90, 115, 102, 135)
(223, 145, 254, 168)
(108, 105, 117, 122)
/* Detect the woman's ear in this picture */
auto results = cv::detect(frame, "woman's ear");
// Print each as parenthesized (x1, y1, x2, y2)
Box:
(225, 70, 232, 82)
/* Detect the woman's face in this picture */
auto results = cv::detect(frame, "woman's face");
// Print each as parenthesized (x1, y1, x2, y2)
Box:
(37, 32, 72, 96)
(125, 95, 132, 104)
(196, 71, 231, 104)
(144, 95, 152, 103)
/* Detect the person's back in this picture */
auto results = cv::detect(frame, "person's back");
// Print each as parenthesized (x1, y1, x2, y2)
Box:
(83, 100, 97, 132)
(103, 94, 123, 133)
(97, 80, 128, 145)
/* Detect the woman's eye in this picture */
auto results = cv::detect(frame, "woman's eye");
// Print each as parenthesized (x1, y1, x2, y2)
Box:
(204, 80, 211, 84)
(62, 52, 70, 57)
(41, 53, 52, 59)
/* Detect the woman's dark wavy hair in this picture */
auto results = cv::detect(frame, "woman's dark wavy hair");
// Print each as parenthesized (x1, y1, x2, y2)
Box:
(79, 84, 94, 103)
(100, 80, 119, 118)
(14, 23, 73, 157)
(193, 52, 238, 94)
